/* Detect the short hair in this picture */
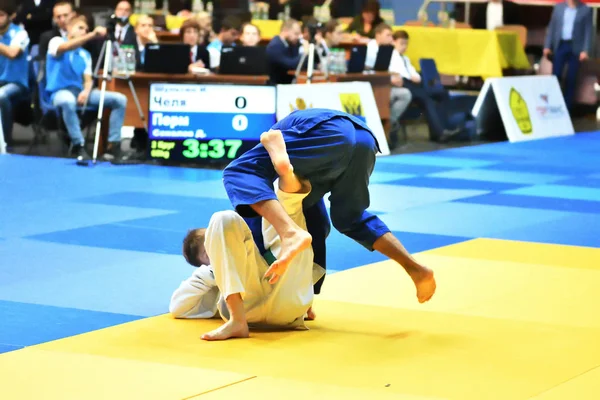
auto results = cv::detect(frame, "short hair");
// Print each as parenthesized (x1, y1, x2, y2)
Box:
(323, 19, 340, 35)
(374, 22, 392, 35)
(220, 15, 242, 32)
(241, 22, 261, 37)
(393, 30, 409, 41)
(280, 18, 299, 33)
(54, 1, 74, 11)
(182, 228, 206, 267)
(135, 14, 154, 28)
(115, 0, 132, 8)
(179, 18, 201, 39)
(67, 15, 88, 28)
(0, 0, 16, 15)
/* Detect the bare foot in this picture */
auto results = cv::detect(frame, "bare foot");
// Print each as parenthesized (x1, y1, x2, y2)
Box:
(411, 267, 436, 303)
(201, 319, 249, 341)
(260, 130, 293, 177)
(305, 306, 316, 321)
(264, 228, 312, 284)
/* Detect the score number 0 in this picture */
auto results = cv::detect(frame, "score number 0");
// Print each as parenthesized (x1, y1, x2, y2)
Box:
(232, 96, 248, 132)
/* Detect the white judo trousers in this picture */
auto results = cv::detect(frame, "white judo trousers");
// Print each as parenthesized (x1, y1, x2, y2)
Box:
(204, 189, 323, 328)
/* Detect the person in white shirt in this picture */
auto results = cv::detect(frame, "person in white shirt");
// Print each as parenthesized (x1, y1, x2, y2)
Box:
(171, 129, 324, 341)
(388, 29, 457, 143)
(364, 23, 412, 145)
(133, 15, 157, 70)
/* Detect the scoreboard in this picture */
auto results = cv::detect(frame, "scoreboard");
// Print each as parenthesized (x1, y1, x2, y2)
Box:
(147, 83, 277, 164)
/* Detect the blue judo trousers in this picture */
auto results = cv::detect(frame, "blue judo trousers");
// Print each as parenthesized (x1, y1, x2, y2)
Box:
(223, 109, 391, 293)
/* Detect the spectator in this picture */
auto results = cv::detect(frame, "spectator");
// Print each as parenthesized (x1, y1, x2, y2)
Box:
(265, 19, 307, 84)
(319, 19, 343, 57)
(46, 16, 128, 161)
(113, 0, 136, 46)
(240, 22, 260, 47)
(0, 0, 30, 148)
(196, 11, 213, 45)
(345, 0, 383, 39)
(543, 0, 593, 111)
(133, 15, 158, 70)
(180, 18, 210, 72)
(388, 29, 457, 142)
(14, 0, 53, 46)
(38, 1, 76, 59)
(206, 16, 241, 70)
(471, 0, 521, 30)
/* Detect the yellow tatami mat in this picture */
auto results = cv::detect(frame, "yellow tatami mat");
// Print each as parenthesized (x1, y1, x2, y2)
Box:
(2, 238, 600, 399)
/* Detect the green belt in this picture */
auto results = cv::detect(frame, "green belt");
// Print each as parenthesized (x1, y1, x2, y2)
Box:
(263, 249, 276, 266)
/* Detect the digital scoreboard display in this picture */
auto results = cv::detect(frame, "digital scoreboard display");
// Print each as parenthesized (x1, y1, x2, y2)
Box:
(147, 83, 277, 164)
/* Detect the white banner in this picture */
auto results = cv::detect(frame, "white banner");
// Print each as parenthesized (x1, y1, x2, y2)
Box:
(473, 76, 574, 143)
(276, 82, 390, 155)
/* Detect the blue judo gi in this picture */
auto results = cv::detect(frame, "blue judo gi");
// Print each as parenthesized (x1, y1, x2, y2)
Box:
(223, 108, 391, 293)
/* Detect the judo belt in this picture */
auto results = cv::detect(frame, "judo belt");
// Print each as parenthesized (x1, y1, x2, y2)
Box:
(263, 249, 276, 266)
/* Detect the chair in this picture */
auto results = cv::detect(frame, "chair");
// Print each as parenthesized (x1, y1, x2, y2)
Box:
(29, 44, 39, 60)
(28, 60, 97, 155)
(419, 58, 478, 137)
(495, 24, 528, 48)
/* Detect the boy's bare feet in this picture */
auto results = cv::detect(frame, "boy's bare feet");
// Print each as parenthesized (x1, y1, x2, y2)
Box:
(409, 267, 436, 303)
(264, 229, 312, 284)
(261, 130, 294, 177)
(305, 306, 316, 321)
(201, 319, 250, 341)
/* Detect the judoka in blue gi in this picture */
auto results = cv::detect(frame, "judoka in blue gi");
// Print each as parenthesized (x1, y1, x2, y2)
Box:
(223, 108, 437, 306)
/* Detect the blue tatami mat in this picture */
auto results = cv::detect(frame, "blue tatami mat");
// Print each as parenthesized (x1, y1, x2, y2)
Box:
(3, 131, 600, 352)
(0, 300, 140, 352)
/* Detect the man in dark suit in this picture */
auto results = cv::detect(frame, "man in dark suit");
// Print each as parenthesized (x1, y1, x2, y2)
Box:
(265, 19, 307, 84)
(14, 0, 54, 46)
(471, 0, 520, 30)
(543, 0, 593, 110)
(113, 0, 136, 46)
(38, 1, 100, 66)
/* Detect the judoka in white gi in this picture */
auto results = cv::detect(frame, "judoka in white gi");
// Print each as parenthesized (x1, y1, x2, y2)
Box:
(170, 141, 323, 341)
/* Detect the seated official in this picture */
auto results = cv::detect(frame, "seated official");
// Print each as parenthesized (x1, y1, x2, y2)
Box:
(0, 2, 30, 148)
(133, 15, 158, 70)
(240, 22, 260, 47)
(180, 18, 210, 73)
(46, 16, 128, 161)
(318, 19, 343, 58)
(196, 11, 214, 45)
(345, 0, 384, 40)
(266, 19, 307, 84)
(113, 0, 136, 46)
(388, 30, 458, 143)
(364, 24, 412, 138)
(207, 16, 241, 70)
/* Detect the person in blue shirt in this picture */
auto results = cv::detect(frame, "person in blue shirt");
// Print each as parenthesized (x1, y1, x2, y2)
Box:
(206, 15, 241, 70)
(223, 109, 437, 305)
(0, 1, 30, 148)
(46, 15, 128, 161)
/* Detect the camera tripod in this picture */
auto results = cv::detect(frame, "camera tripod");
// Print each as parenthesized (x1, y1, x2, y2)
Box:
(77, 35, 147, 166)
(294, 39, 329, 84)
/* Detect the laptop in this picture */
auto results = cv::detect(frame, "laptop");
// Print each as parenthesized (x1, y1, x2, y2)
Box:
(219, 46, 267, 75)
(143, 43, 191, 74)
(347, 45, 367, 73)
(373, 45, 394, 71)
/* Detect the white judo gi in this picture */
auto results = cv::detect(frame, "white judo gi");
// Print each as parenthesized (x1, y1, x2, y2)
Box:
(170, 186, 325, 329)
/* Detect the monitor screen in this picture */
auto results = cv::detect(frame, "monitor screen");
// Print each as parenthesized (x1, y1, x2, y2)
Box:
(147, 83, 277, 164)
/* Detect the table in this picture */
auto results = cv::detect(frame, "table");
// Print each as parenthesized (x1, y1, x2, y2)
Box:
(105, 72, 270, 128)
(294, 72, 391, 120)
(397, 26, 530, 78)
